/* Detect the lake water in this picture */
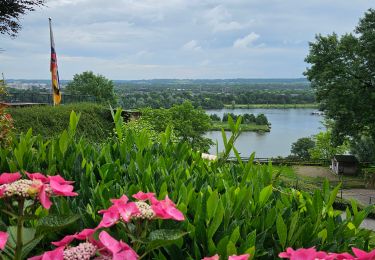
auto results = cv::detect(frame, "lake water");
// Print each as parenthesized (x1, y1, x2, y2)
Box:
(205, 108, 325, 158)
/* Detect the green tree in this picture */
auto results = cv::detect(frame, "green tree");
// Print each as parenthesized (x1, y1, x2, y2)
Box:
(309, 131, 348, 160)
(209, 114, 221, 121)
(169, 101, 213, 151)
(65, 71, 116, 104)
(350, 135, 375, 163)
(304, 9, 375, 145)
(1, 0, 45, 38)
(255, 113, 269, 125)
(291, 137, 315, 160)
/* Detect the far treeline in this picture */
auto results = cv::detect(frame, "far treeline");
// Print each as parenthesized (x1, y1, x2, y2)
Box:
(115, 79, 315, 109)
(5, 78, 315, 109)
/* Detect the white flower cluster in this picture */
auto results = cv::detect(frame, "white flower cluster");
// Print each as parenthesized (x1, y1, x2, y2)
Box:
(0, 179, 52, 198)
(133, 201, 155, 220)
(201, 153, 218, 161)
(63, 242, 97, 260)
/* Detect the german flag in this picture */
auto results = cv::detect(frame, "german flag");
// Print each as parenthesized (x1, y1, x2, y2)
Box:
(49, 18, 61, 105)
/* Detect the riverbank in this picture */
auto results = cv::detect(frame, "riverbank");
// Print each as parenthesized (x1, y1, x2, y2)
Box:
(223, 103, 318, 109)
(210, 122, 270, 132)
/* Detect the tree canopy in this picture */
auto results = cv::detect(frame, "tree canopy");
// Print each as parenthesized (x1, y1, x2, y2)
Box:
(65, 71, 116, 104)
(0, 0, 45, 37)
(290, 137, 315, 160)
(304, 9, 375, 145)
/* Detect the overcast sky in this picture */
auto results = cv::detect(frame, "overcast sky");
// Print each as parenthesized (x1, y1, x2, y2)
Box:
(0, 0, 373, 80)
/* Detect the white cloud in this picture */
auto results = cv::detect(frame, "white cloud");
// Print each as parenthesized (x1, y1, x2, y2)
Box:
(182, 40, 202, 51)
(205, 5, 251, 32)
(233, 32, 260, 48)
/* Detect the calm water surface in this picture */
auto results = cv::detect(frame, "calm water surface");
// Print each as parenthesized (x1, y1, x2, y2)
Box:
(205, 108, 325, 158)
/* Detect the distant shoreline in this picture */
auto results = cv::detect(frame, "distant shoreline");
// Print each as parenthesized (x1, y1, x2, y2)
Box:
(210, 122, 270, 132)
(223, 103, 318, 109)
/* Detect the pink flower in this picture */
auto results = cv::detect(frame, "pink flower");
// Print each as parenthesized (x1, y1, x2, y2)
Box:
(352, 247, 375, 260)
(51, 234, 76, 247)
(151, 195, 185, 221)
(49, 178, 78, 196)
(26, 172, 49, 183)
(0, 172, 21, 184)
(229, 254, 251, 260)
(0, 231, 8, 250)
(38, 184, 52, 209)
(97, 205, 120, 228)
(28, 247, 64, 260)
(202, 254, 219, 260)
(99, 231, 138, 260)
(279, 247, 328, 260)
(133, 191, 156, 201)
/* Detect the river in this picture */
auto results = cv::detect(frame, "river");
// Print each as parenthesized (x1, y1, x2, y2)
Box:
(205, 108, 325, 158)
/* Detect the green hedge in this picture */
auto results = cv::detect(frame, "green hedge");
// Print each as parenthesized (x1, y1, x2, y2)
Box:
(7, 103, 113, 142)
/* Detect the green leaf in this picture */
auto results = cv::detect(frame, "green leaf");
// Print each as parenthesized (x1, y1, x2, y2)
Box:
(229, 227, 240, 244)
(227, 241, 237, 256)
(318, 229, 327, 244)
(207, 191, 219, 221)
(259, 185, 273, 205)
(276, 215, 287, 249)
(146, 229, 188, 252)
(7, 226, 36, 248)
(59, 130, 69, 155)
(21, 235, 44, 259)
(207, 200, 224, 239)
(37, 214, 80, 233)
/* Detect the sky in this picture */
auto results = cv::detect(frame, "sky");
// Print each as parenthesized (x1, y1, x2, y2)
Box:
(0, 0, 373, 80)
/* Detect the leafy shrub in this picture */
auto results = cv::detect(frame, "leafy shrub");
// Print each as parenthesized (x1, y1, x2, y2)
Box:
(7, 103, 113, 142)
(0, 111, 373, 259)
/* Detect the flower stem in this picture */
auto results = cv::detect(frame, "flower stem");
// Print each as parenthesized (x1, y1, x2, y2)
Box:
(14, 198, 25, 260)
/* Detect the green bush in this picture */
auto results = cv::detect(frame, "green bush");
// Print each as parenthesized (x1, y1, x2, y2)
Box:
(0, 111, 373, 258)
(7, 103, 113, 142)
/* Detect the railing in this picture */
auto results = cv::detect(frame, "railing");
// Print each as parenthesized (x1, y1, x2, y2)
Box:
(1, 92, 97, 104)
(227, 157, 330, 166)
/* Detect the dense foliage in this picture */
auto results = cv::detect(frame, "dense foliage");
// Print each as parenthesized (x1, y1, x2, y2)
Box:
(210, 113, 269, 126)
(138, 101, 213, 151)
(290, 137, 316, 160)
(65, 71, 116, 104)
(305, 9, 375, 145)
(0, 111, 373, 258)
(8, 103, 113, 142)
(0, 0, 45, 37)
(116, 80, 315, 109)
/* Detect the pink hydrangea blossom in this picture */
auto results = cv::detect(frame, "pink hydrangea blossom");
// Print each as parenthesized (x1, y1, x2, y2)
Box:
(99, 231, 138, 260)
(0, 172, 21, 184)
(279, 247, 328, 260)
(0, 231, 8, 250)
(132, 191, 156, 201)
(352, 247, 375, 260)
(28, 246, 64, 260)
(150, 195, 185, 221)
(228, 254, 250, 260)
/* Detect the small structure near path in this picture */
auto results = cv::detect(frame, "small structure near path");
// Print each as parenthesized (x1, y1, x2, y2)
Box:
(331, 155, 359, 176)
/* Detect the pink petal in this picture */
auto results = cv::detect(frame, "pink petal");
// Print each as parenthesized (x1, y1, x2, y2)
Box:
(113, 249, 139, 260)
(97, 208, 120, 228)
(118, 202, 140, 222)
(75, 229, 96, 240)
(0, 231, 8, 250)
(26, 172, 49, 183)
(132, 191, 156, 201)
(39, 184, 52, 209)
(28, 247, 64, 260)
(99, 231, 122, 254)
(49, 179, 77, 197)
(151, 196, 184, 221)
(110, 195, 129, 205)
(229, 254, 250, 260)
(48, 175, 74, 185)
(51, 234, 76, 247)
(0, 172, 21, 184)
(0, 187, 6, 197)
(202, 254, 220, 260)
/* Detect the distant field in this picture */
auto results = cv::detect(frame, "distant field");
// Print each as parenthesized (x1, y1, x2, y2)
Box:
(223, 103, 318, 109)
(210, 122, 270, 132)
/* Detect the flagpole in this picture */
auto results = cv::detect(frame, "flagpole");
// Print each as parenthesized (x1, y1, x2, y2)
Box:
(49, 17, 62, 106)
(49, 17, 53, 106)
